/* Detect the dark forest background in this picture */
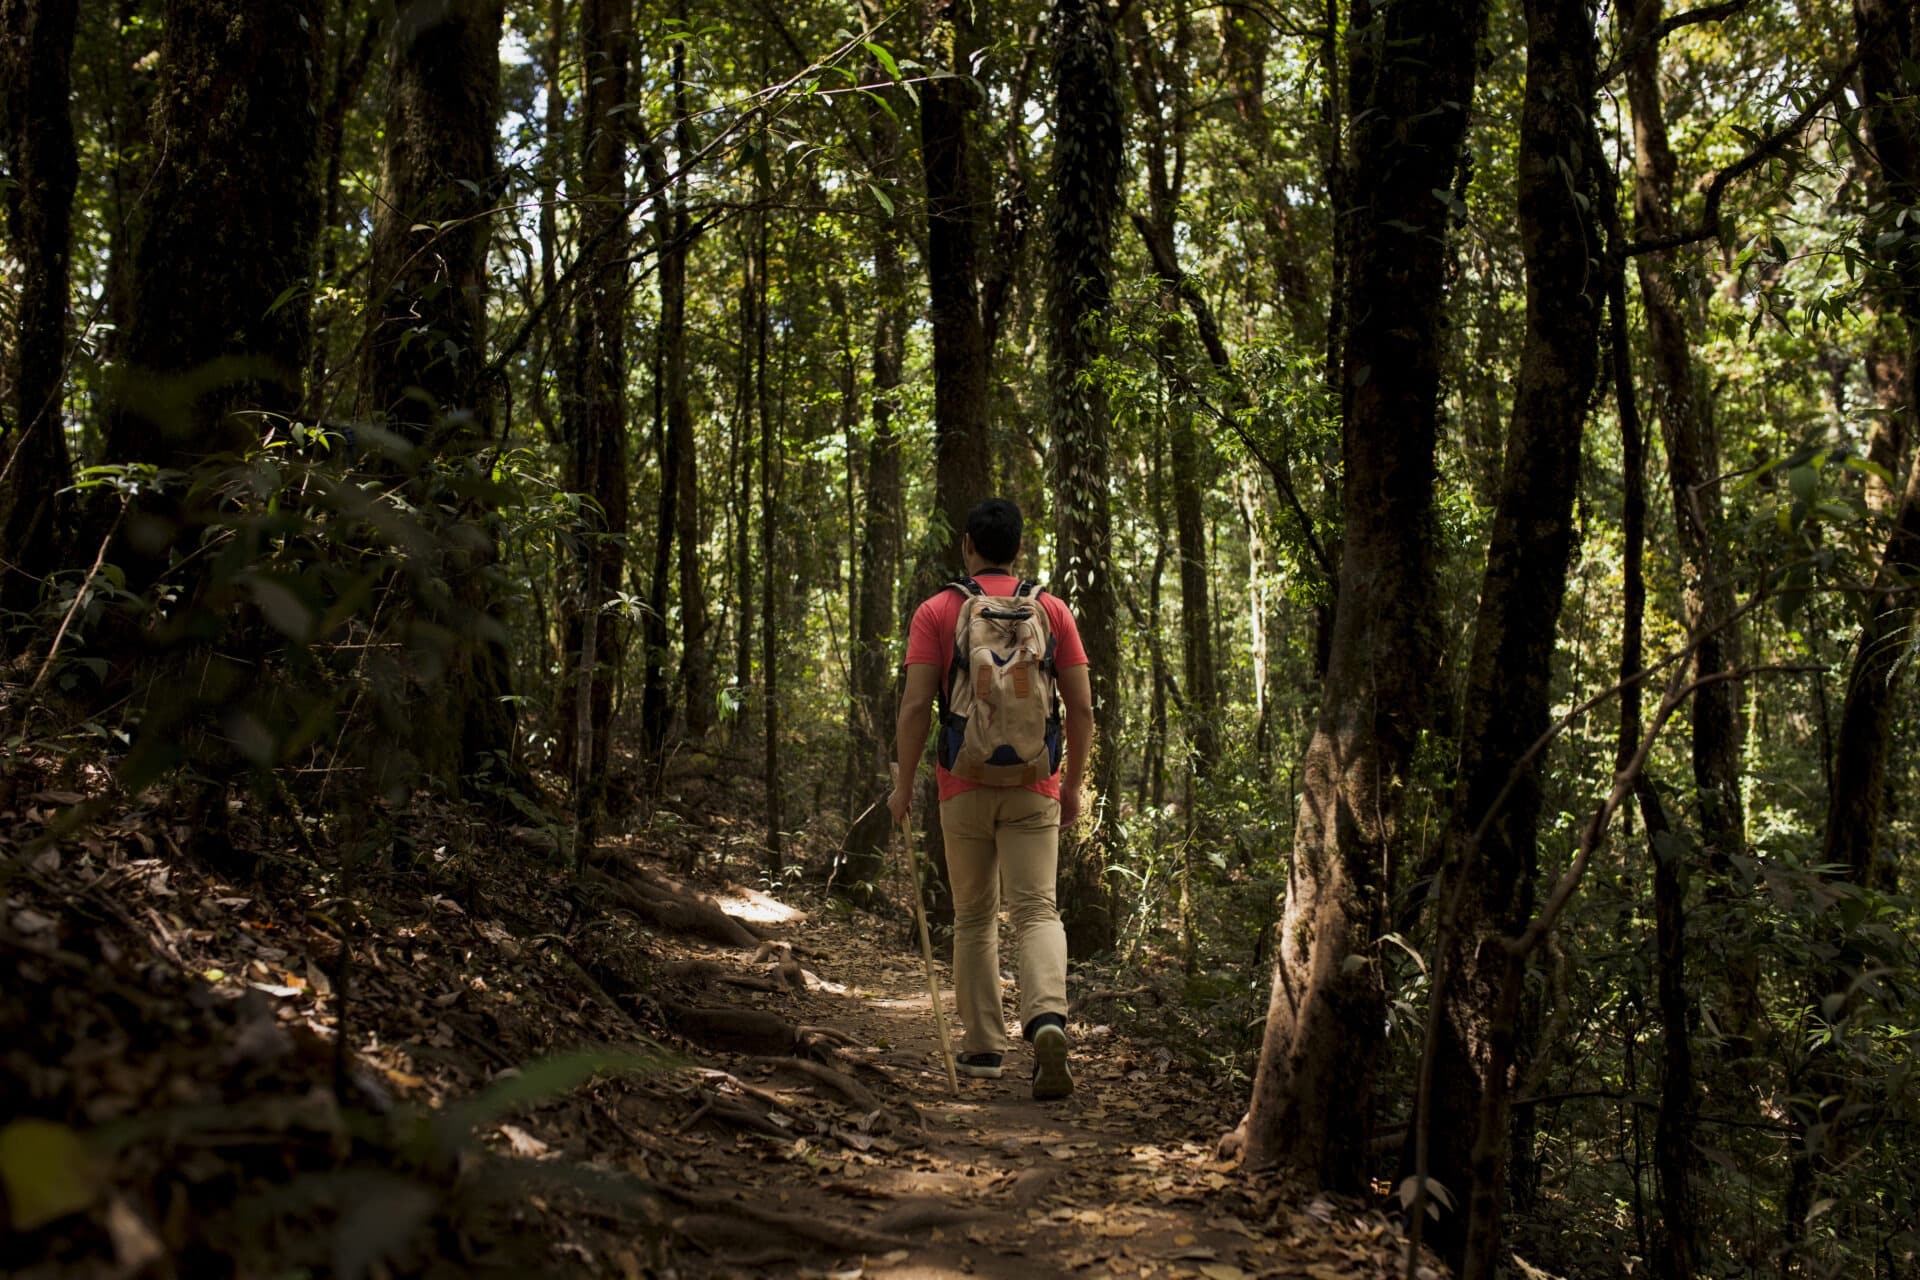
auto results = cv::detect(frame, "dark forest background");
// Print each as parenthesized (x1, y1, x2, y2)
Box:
(3, 0, 1918, 1275)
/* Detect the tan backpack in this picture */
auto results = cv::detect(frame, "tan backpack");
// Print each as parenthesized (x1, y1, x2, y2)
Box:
(937, 578, 1063, 785)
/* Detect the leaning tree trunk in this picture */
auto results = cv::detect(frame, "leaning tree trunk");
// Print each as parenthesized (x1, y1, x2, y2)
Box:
(0, 0, 80, 633)
(558, 0, 631, 814)
(1423, 0, 1606, 1266)
(361, 0, 514, 790)
(1237, 0, 1485, 1191)
(1046, 0, 1125, 957)
(1822, 0, 1920, 891)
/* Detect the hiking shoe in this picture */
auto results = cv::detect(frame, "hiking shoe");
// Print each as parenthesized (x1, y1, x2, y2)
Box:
(1031, 1024, 1073, 1100)
(956, 1052, 1004, 1079)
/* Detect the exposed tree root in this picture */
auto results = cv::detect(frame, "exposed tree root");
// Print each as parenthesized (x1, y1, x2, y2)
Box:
(662, 958, 789, 994)
(751, 1055, 880, 1111)
(580, 867, 761, 949)
(658, 1187, 910, 1254)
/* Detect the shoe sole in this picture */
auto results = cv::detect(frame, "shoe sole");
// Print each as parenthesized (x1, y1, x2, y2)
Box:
(956, 1062, 1004, 1079)
(1032, 1026, 1072, 1100)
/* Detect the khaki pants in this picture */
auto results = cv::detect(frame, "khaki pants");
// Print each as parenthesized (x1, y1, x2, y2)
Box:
(940, 786, 1068, 1055)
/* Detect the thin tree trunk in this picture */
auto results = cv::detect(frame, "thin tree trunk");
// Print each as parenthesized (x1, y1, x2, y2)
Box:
(734, 248, 755, 707)
(1046, 0, 1125, 957)
(1609, 182, 1702, 1280)
(558, 0, 630, 799)
(1238, 0, 1485, 1191)
(757, 207, 783, 874)
(0, 0, 80, 631)
(1123, 5, 1218, 782)
(307, 0, 382, 416)
(668, 39, 711, 745)
(839, 55, 911, 896)
(1621, 0, 1745, 869)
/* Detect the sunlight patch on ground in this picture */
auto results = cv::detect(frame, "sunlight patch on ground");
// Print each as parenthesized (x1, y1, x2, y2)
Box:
(713, 884, 807, 925)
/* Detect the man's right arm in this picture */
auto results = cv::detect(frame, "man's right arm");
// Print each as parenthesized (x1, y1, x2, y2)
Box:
(889, 662, 942, 823)
(1057, 663, 1095, 829)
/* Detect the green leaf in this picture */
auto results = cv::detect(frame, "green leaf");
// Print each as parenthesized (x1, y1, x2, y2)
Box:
(1787, 465, 1816, 505)
(863, 40, 903, 84)
(0, 1119, 98, 1230)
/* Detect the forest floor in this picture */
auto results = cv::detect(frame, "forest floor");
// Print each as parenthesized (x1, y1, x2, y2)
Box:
(0, 760, 1437, 1280)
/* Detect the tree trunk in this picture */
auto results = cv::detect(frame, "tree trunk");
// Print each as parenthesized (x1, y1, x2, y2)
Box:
(1609, 177, 1702, 1280)
(1425, 8, 1606, 1269)
(0, 0, 80, 631)
(839, 63, 911, 897)
(557, 0, 630, 807)
(1239, 0, 1485, 1191)
(1123, 5, 1218, 781)
(1821, 0, 1920, 891)
(1620, 0, 1745, 869)
(361, 0, 514, 788)
(919, 0, 995, 567)
(1046, 0, 1125, 957)
(757, 208, 783, 874)
(670, 41, 711, 745)
(307, 0, 382, 416)
(106, 0, 320, 470)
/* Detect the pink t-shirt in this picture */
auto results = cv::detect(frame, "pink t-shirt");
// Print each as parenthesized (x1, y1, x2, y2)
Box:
(904, 572, 1089, 801)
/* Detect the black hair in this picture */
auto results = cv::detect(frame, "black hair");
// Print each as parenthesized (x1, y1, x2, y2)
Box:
(965, 497, 1023, 566)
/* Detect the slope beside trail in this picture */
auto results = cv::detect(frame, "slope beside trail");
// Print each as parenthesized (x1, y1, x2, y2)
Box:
(0, 781, 1431, 1279)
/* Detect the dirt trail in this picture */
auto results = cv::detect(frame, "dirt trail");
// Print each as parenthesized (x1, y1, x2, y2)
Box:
(616, 870, 1417, 1280)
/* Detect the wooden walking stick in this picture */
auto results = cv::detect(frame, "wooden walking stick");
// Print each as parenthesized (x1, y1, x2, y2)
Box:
(894, 765, 960, 1094)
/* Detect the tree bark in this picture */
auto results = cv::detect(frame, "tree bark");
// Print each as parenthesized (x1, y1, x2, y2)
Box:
(1425, 0, 1606, 1265)
(756, 207, 783, 874)
(669, 39, 711, 745)
(919, 0, 996, 568)
(106, 0, 321, 470)
(839, 62, 911, 897)
(1821, 0, 1920, 890)
(1239, 0, 1485, 1191)
(1046, 0, 1125, 956)
(1621, 0, 1745, 868)
(557, 0, 631, 806)
(0, 0, 80, 631)
(1609, 174, 1702, 1280)
(361, 0, 514, 787)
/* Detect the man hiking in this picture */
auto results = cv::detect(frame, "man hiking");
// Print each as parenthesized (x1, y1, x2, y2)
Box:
(887, 497, 1095, 1100)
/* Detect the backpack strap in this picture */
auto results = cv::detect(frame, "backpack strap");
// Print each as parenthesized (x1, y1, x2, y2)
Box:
(950, 576, 986, 597)
(1014, 579, 1039, 599)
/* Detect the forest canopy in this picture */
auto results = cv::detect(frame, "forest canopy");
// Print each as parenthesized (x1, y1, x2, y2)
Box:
(2, 0, 1918, 1276)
